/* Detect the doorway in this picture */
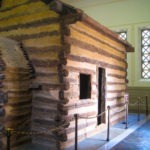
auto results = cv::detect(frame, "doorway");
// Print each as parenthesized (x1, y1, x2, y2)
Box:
(97, 67, 106, 125)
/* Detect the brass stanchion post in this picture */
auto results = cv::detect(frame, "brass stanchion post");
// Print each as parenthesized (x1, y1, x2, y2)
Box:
(137, 97, 140, 121)
(125, 102, 128, 129)
(6, 128, 11, 150)
(74, 114, 78, 150)
(146, 96, 149, 116)
(107, 106, 110, 141)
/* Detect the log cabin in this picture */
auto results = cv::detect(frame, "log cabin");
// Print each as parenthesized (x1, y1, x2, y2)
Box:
(0, 0, 134, 149)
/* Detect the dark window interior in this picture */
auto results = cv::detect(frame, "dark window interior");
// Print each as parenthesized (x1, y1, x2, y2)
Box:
(0, 0, 2, 7)
(80, 74, 91, 99)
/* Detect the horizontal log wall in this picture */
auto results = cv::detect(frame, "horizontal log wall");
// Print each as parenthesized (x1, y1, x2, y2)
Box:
(0, 38, 31, 149)
(0, 1, 64, 149)
(0, 1, 129, 149)
(60, 20, 127, 148)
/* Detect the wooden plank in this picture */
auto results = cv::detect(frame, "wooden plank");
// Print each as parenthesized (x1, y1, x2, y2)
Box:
(0, 17, 59, 33)
(68, 27, 125, 58)
(70, 45, 126, 68)
(107, 92, 125, 99)
(24, 46, 62, 54)
(70, 22, 125, 52)
(0, 1, 50, 20)
(108, 73, 126, 79)
(107, 68, 126, 76)
(107, 96, 124, 101)
(4, 80, 30, 90)
(32, 75, 60, 85)
(107, 84, 126, 91)
(22, 35, 61, 48)
(67, 55, 125, 71)
(0, 10, 58, 29)
(67, 59, 96, 72)
(107, 76, 125, 83)
(0, 24, 60, 39)
(80, 13, 134, 52)
(2, 0, 29, 8)
(29, 51, 59, 61)
(31, 59, 59, 67)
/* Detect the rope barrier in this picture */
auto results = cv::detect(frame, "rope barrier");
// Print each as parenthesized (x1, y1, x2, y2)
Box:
(129, 101, 138, 106)
(110, 102, 127, 114)
(110, 107, 125, 114)
(78, 110, 106, 119)
(1, 122, 69, 137)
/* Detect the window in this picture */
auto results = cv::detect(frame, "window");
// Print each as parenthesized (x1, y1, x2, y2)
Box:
(0, 0, 2, 7)
(141, 29, 150, 79)
(117, 31, 127, 40)
(80, 74, 91, 99)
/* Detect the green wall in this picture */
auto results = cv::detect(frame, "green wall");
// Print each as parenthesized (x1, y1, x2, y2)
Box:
(62, 0, 150, 87)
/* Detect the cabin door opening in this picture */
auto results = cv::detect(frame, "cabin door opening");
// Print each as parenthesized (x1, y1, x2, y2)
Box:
(97, 67, 106, 125)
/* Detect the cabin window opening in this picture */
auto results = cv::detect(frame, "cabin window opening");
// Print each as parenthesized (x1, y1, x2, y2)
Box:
(80, 73, 91, 99)
(0, 0, 2, 7)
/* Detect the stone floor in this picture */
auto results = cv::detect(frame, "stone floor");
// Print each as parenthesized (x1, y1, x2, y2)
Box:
(110, 118, 150, 150)
(15, 113, 150, 150)
(66, 113, 149, 150)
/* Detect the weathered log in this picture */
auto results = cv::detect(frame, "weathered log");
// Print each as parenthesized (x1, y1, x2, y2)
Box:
(0, 74, 5, 80)
(33, 118, 55, 126)
(68, 55, 125, 71)
(57, 104, 68, 115)
(107, 96, 124, 101)
(66, 119, 96, 134)
(61, 24, 71, 36)
(80, 13, 134, 52)
(67, 36, 124, 59)
(0, 108, 5, 117)
(10, 30, 60, 41)
(70, 24, 126, 54)
(110, 102, 126, 109)
(67, 66, 95, 75)
(107, 89, 126, 93)
(31, 59, 59, 67)
(59, 51, 68, 59)
(58, 69, 69, 77)
(24, 45, 62, 54)
(108, 73, 126, 79)
(42, 83, 70, 90)
(0, 65, 5, 71)
(62, 43, 71, 54)
(61, 13, 81, 25)
(7, 99, 31, 107)
(0, 92, 7, 103)
(0, 8, 59, 30)
(107, 84, 126, 91)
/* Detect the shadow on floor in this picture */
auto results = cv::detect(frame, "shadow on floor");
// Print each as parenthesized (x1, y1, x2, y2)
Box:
(14, 113, 149, 150)
(66, 113, 148, 150)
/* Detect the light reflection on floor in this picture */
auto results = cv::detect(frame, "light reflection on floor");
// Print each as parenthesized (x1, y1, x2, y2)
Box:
(110, 119, 150, 150)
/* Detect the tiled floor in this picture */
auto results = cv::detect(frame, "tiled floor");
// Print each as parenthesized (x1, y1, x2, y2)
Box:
(110, 119, 150, 150)
(15, 113, 150, 150)
(100, 114, 150, 150)
(66, 113, 149, 150)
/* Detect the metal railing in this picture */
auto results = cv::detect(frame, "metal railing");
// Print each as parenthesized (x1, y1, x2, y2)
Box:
(129, 96, 149, 121)
(74, 102, 128, 150)
(0, 121, 69, 150)
(0, 96, 148, 150)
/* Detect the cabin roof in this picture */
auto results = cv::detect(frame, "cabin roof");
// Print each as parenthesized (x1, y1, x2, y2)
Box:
(44, 0, 134, 52)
